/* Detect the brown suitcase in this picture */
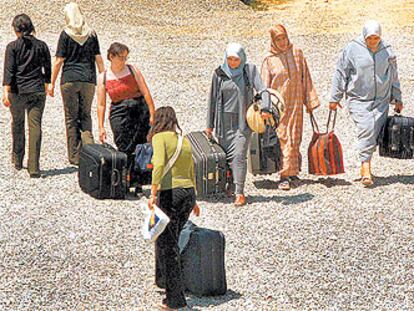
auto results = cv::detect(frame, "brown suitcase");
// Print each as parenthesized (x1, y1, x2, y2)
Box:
(308, 111, 345, 175)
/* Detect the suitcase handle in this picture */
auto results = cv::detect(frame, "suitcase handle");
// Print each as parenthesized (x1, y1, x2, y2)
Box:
(390, 123, 400, 151)
(111, 169, 121, 187)
(101, 143, 116, 151)
(203, 130, 220, 146)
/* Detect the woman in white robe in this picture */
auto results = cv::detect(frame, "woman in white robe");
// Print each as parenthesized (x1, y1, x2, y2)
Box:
(329, 20, 403, 186)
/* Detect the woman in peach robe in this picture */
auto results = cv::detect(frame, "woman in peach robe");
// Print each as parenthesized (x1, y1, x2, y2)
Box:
(261, 24, 320, 190)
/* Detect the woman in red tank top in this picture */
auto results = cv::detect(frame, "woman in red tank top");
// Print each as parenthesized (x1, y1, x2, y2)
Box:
(97, 42, 155, 195)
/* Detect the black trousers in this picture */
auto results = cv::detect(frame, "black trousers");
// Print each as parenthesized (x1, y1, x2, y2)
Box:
(9, 92, 46, 174)
(109, 97, 150, 185)
(155, 187, 196, 309)
(61, 82, 95, 165)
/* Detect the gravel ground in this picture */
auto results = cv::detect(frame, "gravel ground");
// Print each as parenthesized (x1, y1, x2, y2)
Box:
(0, 0, 413, 310)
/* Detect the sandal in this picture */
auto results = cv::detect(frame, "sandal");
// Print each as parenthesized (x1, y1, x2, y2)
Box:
(360, 161, 374, 187)
(361, 176, 374, 187)
(278, 178, 290, 191)
(157, 303, 178, 310)
(234, 194, 246, 206)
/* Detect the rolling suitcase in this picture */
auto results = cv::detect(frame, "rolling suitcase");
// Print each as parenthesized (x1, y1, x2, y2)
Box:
(378, 114, 414, 159)
(186, 131, 228, 198)
(79, 144, 128, 199)
(178, 221, 227, 297)
(155, 221, 227, 296)
(248, 125, 282, 175)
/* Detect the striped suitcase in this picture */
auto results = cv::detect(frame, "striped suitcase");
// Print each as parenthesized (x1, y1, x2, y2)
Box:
(308, 111, 345, 175)
(186, 131, 228, 198)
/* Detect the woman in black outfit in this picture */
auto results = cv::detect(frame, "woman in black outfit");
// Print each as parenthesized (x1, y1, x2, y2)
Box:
(49, 2, 105, 166)
(148, 107, 200, 310)
(2, 14, 51, 178)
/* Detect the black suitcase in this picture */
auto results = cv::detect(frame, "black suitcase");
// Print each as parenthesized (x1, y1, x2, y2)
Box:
(79, 144, 128, 199)
(248, 125, 282, 175)
(379, 115, 414, 159)
(155, 221, 227, 296)
(186, 131, 228, 198)
(178, 221, 227, 297)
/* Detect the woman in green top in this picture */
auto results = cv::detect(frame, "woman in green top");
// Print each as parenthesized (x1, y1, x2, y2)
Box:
(148, 106, 200, 311)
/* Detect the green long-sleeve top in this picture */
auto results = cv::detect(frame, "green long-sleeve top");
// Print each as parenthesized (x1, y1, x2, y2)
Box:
(151, 131, 196, 191)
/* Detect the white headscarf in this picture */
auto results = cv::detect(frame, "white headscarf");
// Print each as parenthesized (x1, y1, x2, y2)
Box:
(64, 2, 93, 46)
(362, 20, 382, 39)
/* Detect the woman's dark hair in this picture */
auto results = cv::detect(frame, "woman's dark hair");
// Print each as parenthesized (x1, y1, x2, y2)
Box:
(12, 14, 35, 38)
(148, 106, 182, 141)
(107, 42, 129, 61)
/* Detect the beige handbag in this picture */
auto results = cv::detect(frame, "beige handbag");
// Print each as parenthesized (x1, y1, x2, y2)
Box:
(246, 88, 285, 134)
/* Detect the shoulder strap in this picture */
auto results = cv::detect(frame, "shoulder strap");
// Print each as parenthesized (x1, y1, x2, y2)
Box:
(127, 64, 142, 92)
(103, 70, 107, 87)
(243, 65, 251, 88)
(215, 67, 230, 81)
(127, 64, 136, 79)
(161, 134, 183, 179)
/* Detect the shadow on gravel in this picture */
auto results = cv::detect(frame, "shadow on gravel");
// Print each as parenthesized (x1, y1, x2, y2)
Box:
(297, 177, 352, 188)
(196, 189, 315, 205)
(248, 193, 315, 205)
(42, 166, 78, 177)
(369, 174, 414, 188)
(254, 177, 352, 190)
(186, 289, 242, 309)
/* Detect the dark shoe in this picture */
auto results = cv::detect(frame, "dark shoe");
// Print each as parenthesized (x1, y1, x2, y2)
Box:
(234, 194, 246, 206)
(29, 173, 41, 178)
(14, 163, 23, 170)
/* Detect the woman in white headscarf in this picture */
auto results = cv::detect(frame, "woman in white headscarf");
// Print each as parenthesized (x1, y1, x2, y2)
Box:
(206, 43, 271, 206)
(330, 20, 403, 186)
(49, 2, 105, 166)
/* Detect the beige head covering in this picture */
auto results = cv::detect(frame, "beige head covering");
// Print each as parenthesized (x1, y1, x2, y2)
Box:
(269, 24, 292, 55)
(64, 2, 93, 46)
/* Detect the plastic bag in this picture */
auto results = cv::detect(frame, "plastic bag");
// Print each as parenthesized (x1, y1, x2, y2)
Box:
(141, 201, 170, 243)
